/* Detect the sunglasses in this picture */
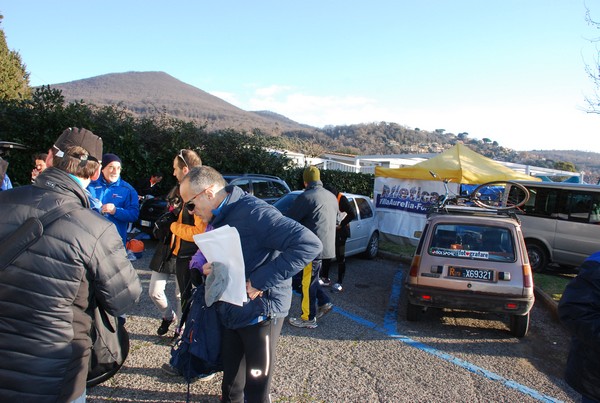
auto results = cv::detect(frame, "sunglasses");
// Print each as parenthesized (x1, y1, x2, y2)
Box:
(177, 149, 189, 169)
(185, 187, 209, 212)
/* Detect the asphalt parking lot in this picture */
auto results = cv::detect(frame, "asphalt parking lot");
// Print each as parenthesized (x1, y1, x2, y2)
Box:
(87, 242, 578, 403)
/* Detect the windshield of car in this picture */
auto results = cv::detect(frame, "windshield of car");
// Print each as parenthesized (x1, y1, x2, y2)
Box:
(273, 193, 299, 215)
(428, 223, 516, 262)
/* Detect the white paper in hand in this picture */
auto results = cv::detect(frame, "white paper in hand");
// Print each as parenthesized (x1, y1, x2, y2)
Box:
(193, 225, 247, 306)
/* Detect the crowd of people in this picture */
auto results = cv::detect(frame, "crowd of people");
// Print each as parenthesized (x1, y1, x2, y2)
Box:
(0, 127, 355, 403)
(3, 127, 597, 403)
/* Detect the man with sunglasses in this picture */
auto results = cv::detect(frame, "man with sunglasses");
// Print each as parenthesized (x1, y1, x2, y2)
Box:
(149, 149, 206, 340)
(179, 166, 322, 403)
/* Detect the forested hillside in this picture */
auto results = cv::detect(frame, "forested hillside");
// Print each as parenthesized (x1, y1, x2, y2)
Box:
(48, 71, 600, 181)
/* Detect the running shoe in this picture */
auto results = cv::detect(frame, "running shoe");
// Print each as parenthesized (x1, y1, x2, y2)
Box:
(288, 317, 318, 328)
(319, 277, 332, 287)
(157, 317, 174, 336)
(316, 302, 333, 319)
(332, 283, 343, 292)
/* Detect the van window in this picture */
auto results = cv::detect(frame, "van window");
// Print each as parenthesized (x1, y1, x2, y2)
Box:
(523, 187, 558, 216)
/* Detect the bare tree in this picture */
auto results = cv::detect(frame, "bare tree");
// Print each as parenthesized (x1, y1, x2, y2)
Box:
(584, 7, 600, 114)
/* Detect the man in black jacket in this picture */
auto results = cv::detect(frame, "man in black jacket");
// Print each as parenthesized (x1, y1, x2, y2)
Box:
(0, 127, 142, 403)
(321, 184, 357, 292)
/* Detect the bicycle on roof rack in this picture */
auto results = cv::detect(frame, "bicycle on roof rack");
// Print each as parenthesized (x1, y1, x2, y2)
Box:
(429, 171, 530, 212)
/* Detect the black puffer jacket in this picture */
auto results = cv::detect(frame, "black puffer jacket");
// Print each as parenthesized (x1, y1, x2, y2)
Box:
(558, 252, 600, 401)
(0, 167, 142, 403)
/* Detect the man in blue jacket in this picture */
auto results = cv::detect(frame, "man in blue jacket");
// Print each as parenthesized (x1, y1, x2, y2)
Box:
(558, 251, 600, 403)
(88, 153, 139, 246)
(179, 165, 322, 403)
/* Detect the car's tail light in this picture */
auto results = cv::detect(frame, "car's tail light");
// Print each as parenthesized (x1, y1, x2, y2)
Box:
(522, 263, 533, 288)
(505, 302, 519, 310)
(421, 295, 432, 301)
(409, 256, 421, 277)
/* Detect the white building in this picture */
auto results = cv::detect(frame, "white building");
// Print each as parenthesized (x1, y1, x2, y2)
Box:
(276, 149, 582, 181)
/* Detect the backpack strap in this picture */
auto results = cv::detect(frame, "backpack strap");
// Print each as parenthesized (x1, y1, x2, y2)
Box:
(0, 202, 81, 271)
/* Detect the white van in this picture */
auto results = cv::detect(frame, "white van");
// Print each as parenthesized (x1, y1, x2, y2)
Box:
(509, 181, 600, 272)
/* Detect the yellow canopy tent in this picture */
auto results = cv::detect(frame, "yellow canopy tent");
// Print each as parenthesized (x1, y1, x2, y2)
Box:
(373, 143, 539, 244)
(375, 143, 540, 183)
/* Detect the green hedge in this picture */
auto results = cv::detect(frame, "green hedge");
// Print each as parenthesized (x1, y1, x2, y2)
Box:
(281, 167, 374, 196)
(0, 86, 376, 197)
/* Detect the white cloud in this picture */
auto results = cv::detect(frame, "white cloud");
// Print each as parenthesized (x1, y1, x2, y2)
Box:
(209, 91, 242, 107)
(245, 86, 396, 127)
(212, 85, 600, 152)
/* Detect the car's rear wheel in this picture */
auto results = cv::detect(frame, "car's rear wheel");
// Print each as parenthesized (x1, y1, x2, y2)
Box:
(526, 241, 548, 273)
(361, 232, 379, 259)
(406, 302, 423, 322)
(509, 312, 530, 338)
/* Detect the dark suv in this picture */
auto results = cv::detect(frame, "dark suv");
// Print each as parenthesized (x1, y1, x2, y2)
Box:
(136, 173, 291, 237)
(223, 174, 291, 204)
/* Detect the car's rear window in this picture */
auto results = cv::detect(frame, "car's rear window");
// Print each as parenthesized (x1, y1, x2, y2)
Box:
(428, 223, 515, 262)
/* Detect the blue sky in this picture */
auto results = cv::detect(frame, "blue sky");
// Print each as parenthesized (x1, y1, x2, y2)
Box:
(2, 1, 599, 152)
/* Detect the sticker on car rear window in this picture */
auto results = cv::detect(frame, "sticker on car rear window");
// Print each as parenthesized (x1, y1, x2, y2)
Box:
(430, 247, 490, 259)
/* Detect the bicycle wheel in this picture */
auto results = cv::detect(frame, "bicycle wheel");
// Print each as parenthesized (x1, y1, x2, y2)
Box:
(471, 181, 529, 210)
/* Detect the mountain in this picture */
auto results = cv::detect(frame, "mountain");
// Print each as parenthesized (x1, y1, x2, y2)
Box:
(45, 71, 600, 181)
(48, 71, 318, 135)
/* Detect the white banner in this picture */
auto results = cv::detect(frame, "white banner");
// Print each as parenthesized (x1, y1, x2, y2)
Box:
(374, 177, 460, 242)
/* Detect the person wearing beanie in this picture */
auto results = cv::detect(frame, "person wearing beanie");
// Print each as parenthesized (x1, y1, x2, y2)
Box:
(88, 153, 139, 248)
(303, 165, 320, 183)
(286, 165, 338, 328)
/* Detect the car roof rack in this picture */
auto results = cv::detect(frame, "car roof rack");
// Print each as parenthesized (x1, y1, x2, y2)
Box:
(430, 205, 521, 222)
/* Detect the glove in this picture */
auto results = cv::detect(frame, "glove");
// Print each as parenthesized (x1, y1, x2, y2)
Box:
(188, 224, 214, 272)
(153, 211, 177, 240)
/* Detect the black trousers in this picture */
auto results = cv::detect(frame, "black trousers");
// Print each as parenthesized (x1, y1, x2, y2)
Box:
(320, 233, 348, 283)
(175, 256, 203, 312)
(221, 317, 284, 403)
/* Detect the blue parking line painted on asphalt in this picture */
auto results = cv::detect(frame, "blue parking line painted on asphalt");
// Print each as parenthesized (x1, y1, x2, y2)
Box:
(330, 270, 563, 403)
(383, 270, 404, 334)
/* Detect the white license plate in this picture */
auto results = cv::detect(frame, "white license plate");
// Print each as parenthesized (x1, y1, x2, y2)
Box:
(447, 266, 494, 282)
(140, 220, 151, 227)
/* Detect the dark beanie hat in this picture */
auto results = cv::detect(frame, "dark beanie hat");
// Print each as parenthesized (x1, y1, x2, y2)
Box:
(102, 153, 122, 167)
(303, 166, 320, 183)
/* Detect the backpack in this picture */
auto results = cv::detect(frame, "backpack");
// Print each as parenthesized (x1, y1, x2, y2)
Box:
(169, 284, 223, 383)
(87, 306, 129, 388)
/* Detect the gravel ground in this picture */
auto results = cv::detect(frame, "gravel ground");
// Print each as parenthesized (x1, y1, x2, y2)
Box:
(87, 243, 575, 403)
(88, 243, 223, 403)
